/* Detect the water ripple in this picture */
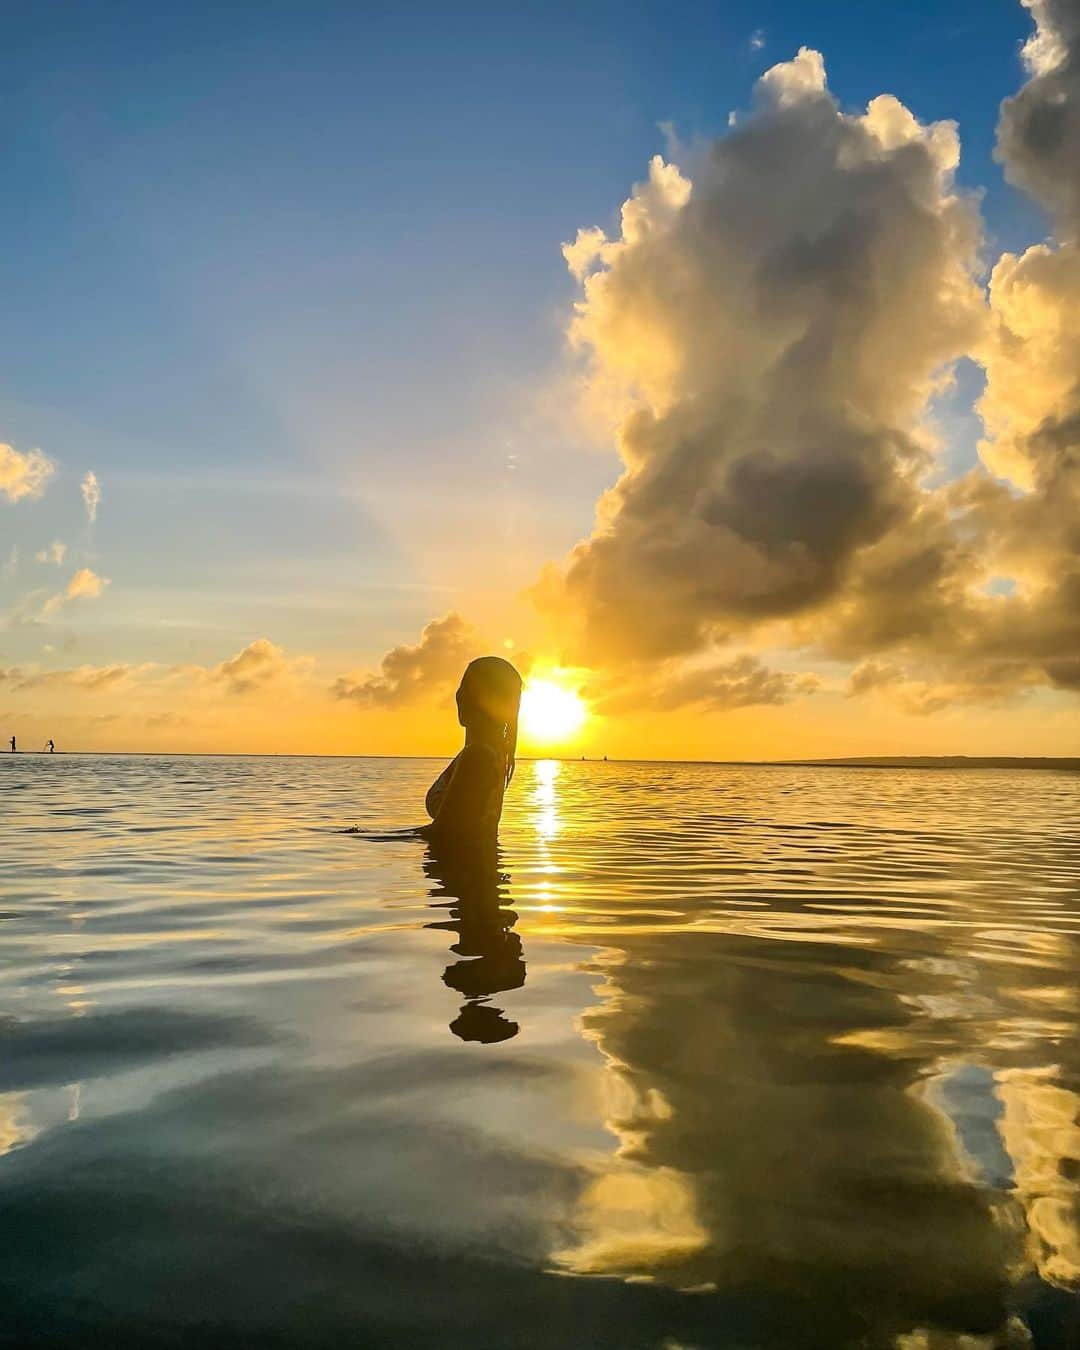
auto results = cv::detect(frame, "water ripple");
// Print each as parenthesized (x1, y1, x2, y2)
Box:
(1, 754, 1079, 1347)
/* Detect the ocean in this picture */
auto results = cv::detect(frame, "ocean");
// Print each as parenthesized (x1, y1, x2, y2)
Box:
(2, 753, 1079, 1348)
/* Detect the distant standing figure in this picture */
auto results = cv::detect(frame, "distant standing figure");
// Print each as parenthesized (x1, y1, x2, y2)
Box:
(423, 657, 522, 846)
(8, 736, 14, 753)
(46, 739, 55, 753)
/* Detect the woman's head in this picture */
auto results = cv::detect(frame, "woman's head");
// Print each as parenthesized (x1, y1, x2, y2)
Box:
(456, 656, 522, 783)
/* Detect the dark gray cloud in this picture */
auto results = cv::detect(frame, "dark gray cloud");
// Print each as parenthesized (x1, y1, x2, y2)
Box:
(997, 0, 1080, 233)
(589, 655, 817, 715)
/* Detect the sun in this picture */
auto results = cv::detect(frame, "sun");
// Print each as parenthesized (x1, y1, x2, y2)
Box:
(519, 678, 587, 745)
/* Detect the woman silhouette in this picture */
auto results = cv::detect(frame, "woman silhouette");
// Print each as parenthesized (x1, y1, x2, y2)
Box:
(422, 657, 521, 846)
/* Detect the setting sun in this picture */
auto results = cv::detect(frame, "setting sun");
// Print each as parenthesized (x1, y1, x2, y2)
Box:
(519, 678, 588, 745)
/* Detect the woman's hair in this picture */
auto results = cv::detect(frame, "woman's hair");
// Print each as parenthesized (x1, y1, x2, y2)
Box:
(456, 656, 522, 786)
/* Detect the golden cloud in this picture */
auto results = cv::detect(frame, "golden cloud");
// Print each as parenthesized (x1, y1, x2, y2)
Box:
(0, 663, 150, 693)
(540, 49, 983, 671)
(525, 20, 1080, 715)
(40, 568, 111, 619)
(0, 443, 54, 504)
(211, 638, 291, 696)
(332, 612, 480, 708)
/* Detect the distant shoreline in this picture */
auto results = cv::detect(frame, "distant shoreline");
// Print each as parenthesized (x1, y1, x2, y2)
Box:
(4, 751, 1078, 770)
(766, 756, 1080, 771)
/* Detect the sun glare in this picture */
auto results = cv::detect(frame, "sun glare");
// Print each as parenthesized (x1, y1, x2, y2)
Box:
(519, 678, 587, 745)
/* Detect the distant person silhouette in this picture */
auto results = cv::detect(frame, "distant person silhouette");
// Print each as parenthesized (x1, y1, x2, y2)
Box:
(8, 736, 14, 754)
(46, 739, 54, 753)
(422, 656, 522, 848)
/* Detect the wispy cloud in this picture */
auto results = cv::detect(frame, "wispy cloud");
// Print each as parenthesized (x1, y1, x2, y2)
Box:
(41, 567, 110, 618)
(80, 470, 101, 523)
(146, 711, 189, 730)
(0, 663, 149, 693)
(35, 541, 66, 566)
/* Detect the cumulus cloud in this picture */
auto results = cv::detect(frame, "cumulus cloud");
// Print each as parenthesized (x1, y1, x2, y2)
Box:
(539, 49, 983, 672)
(212, 638, 290, 696)
(80, 470, 101, 523)
(35, 541, 66, 566)
(997, 0, 1080, 231)
(40, 567, 110, 618)
(332, 612, 479, 708)
(961, 0, 1080, 695)
(523, 23, 1080, 716)
(0, 443, 54, 503)
(816, 0, 1080, 705)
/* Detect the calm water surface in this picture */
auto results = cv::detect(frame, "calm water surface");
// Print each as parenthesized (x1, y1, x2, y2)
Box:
(2, 754, 1080, 1348)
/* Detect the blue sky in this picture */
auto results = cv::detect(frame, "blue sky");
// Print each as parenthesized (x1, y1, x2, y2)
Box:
(0, 0, 1060, 751)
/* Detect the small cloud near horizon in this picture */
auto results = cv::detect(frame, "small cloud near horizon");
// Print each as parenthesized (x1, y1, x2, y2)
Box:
(212, 638, 291, 696)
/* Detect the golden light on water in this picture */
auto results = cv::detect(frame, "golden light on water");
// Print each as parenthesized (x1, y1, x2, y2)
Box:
(519, 678, 588, 745)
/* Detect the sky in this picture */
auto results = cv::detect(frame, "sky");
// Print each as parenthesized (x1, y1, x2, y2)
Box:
(1, 0, 1078, 759)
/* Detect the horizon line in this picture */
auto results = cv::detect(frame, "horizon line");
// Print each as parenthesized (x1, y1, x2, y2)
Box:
(3, 751, 1079, 770)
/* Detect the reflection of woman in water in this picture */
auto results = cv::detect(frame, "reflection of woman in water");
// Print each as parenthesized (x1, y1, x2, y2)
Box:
(422, 657, 521, 847)
(424, 845, 525, 1043)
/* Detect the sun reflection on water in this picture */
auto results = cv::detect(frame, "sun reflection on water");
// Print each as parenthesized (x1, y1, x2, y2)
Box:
(531, 758, 561, 843)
